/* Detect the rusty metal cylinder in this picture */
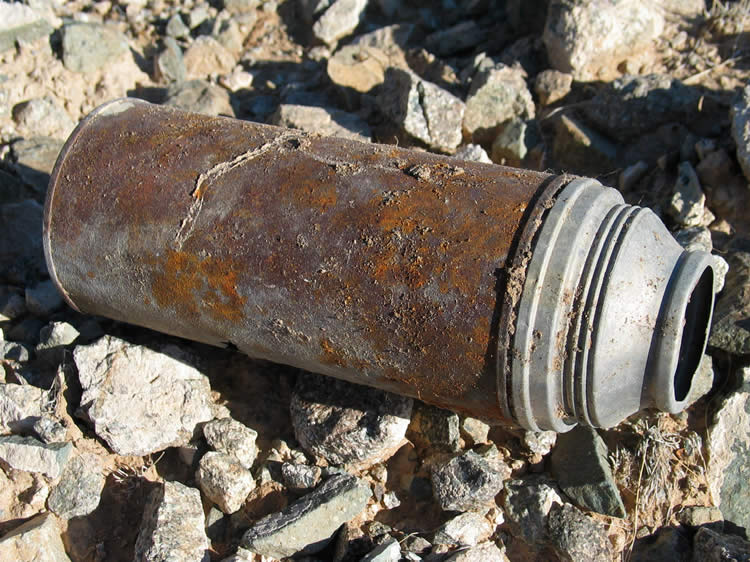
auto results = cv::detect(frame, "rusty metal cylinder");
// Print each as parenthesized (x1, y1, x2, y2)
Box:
(44, 99, 716, 431)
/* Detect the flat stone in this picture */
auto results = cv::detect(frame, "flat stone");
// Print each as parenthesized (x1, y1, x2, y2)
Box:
(269, 104, 371, 142)
(731, 84, 750, 183)
(463, 64, 535, 144)
(12, 97, 75, 140)
(431, 450, 510, 512)
(550, 426, 625, 518)
(546, 503, 612, 562)
(184, 36, 235, 79)
(0, 513, 70, 561)
(164, 79, 235, 117)
(290, 373, 412, 465)
(0, 435, 72, 478)
(73, 336, 213, 456)
(242, 474, 371, 558)
(534, 69, 573, 106)
(444, 541, 510, 562)
(196, 451, 256, 514)
(47, 452, 105, 518)
(11, 137, 64, 195)
(668, 162, 705, 228)
(0, 381, 46, 436)
(377, 68, 465, 152)
(154, 37, 186, 84)
(134, 480, 210, 562)
(503, 475, 563, 544)
(327, 44, 388, 93)
(433, 512, 493, 547)
(203, 417, 258, 470)
(692, 527, 750, 561)
(543, 0, 664, 80)
(25, 280, 64, 316)
(710, 252, 750, 354)
(62, 22, 129, 73)
(312, 0, 368, 45)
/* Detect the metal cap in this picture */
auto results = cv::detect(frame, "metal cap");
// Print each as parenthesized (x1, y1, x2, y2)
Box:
(507, 179, 715, 431)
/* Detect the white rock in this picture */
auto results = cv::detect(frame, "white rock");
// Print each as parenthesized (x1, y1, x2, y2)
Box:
(0, 513, 70, 562)
(312, 0, 368, 45)
(433, 512, 493, 547)
(196, 451, 255, 514)
(203, 417, 258, 470)
(0, 435, 72, 478)
(0, 383, 47, 434)
(668, 161, 705, 228)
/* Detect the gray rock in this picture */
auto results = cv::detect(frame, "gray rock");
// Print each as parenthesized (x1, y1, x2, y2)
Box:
(270, 104, 371, 141)
(425, 21, 485, 57)
(242, 474, 371, 558)
(203, 417, 258, 470)
(0, 292, 26, 321)
(0, 3, 53, 54)
(550, 426, 625, 518)
(706, 366, 750, 534)
(710, 252, 750, 354)
(453, 144, 492, 164)
(546, 503, 612, 562)
(0, 435, 72, 478)
(523, 430, 558, 458)
(154, 37, 186, 84)
(11, 137, 64, 195)
(196, 451, 255, 514)
(165, 79, 235, 117)
(12, 97, 75, 139)
(409, 404, 461, 452)
(692, 527, 750, 562)
(0, 383, 46, 434)
(165, 14, 190, 38)
(444, 541, 510, 562)
(552, 114, 617, 176)
(62, 22, 129, 73)
(460, 417, 490, 446)
(291, 373, 412, 465)
(134, 480, 210, 562)
(281, 462, 321, 492)
(433, 512, 493, 547)
(224, 0, 261, 14)
(668, 162, 705, 228)
(377, 68, 465, 152)
(675, 227, 713, 253)
(47, 452, 105, 518)
(187, 5, 210, 29)
(543, 0, 664, 80)
(503, 476, 563, 545)
(581, 74, 721, 143)
(463, 65, 535, 144)
(73, 336, 213, 456)
(491, 118, 540, 167)
(0, 341, 30, 362)
(36, 322, 80, 367)
(0, 512, 70, 561)
(534, 69, 573, 106)
(361, 537, 401, 562)
(312, 0, 368, 45)
(33, 415, 67, 444)
(25, 281, 64, 316)
(731, 85, 750, 184)
(184, 36, 235, 79)
(431, 450, 510, 512)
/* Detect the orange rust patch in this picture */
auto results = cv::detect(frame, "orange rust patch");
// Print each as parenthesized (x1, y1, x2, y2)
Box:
(320, 337, 347, 367)
(148, 249, 247, 323)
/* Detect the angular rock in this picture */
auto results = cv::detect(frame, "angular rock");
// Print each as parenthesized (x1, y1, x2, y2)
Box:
(674, 227, 713, 253)
(312, 0, 368, 45)
(0, 340, 30, 362)
(361, 537, 401, 562)
(534, 69, 573, 106)
(36, 322, 80, 367)
(581, 74, 722, 143)
(550, 426, 625, 517)
(463, 65, 535, 143)
(460, 417, 490, 446)
(491, 118, 540, 167)
(377, 68, 465, 152)
(33, 415, 67, 445)
(25, 280, 64, 317)
(546, 503, 612, 562)
(203, 417, 258, 470)
(433, 512, 493, 547)
(444, 541, 510, 562)
(409, 403, 461, 452)
(224, 0, 261, 14)
(0, 3, 53, 53)
(184, 36, 236, 79)
(0, 513, 70, 562)
(269, 104, 371, 141)
(523, 430, 558, 458)
(0, 383, 47, 435)
(431, 450, 510, 512)
(281, 462, 321, 492)
(164, 79, 235, 117)
(154, 37, 186, 84)
(453, 144, 492, 164)
(692, 527, 750, 562)
(706, 367, 750, 534)
(731, 84, 750, 184)
(165, 14, 190, 38)
(291, 373, 412, 465)
(62, 22, 129, 73)
(710, 252, 750, 354)
(196, 451, 255, 514)
(503, 476, 563, 544)
(668, 162, 705, 228)
(12, 97, 75, 140)
(11, 137, 64, 195)
(0, 435, 72, 478)
(242, 474, 371, 558)
(73, 336, 213, 456)
(47, 453, 105, 518)
(134, 480, 210, 562)
(327, 44, 388, 93)
(552, 114, 617, 176)
(543, 0, 664, 80)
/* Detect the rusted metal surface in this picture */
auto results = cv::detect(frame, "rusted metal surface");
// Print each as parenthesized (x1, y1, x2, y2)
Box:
(45, 99, 557, 423)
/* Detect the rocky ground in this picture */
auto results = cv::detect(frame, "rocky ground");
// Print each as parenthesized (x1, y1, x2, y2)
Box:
(1, 0, 750, 560)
